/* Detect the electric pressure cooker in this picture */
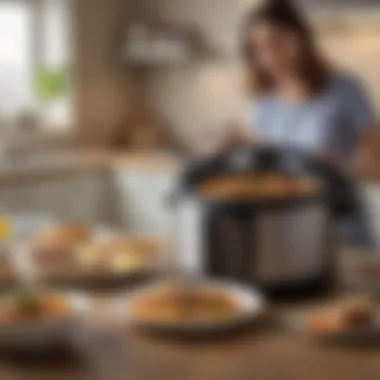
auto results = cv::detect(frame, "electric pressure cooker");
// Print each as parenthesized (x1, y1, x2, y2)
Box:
(171, 147, 356, 298)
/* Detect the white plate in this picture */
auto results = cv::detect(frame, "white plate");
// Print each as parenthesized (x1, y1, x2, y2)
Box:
(126, 280, 266, 335)
(286, 307, 380, 346)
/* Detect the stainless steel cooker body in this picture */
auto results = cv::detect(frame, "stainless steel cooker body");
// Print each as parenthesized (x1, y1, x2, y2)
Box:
(175, 195, 336, 289)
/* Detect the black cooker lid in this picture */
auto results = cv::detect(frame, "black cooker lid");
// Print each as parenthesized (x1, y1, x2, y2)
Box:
(177, 147, 357, 217)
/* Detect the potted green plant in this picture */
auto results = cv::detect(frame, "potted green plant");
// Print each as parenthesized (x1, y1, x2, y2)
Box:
(34, 66, 69, 128)
(35, 66, 69, 103)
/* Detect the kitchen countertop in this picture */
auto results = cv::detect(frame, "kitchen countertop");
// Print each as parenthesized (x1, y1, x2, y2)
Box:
(0, 148, 378, 185)
(109, 151, 184, 172)
(0, 150, 184, 185)
(1, 250, 380, 380)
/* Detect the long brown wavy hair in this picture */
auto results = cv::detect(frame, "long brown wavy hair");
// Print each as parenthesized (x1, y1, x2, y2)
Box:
(242, 0, 331, 96)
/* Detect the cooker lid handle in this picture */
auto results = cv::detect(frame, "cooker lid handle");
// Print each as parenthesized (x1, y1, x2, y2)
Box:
(312, 160, 357, 218)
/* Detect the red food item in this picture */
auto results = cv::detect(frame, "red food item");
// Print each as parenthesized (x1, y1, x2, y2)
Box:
(307, 297, 377, 335)
(307, 313, 344, 335)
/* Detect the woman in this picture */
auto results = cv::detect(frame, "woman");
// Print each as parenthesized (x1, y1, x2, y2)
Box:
(222, 0, 380, 247)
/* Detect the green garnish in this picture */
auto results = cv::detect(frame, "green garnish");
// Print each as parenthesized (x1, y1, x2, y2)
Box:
(8, 291, 41, 315)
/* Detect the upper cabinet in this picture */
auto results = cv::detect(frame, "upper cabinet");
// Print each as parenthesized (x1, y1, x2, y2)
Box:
(124, 18, 195, 66)
(125, 0, 261, 63)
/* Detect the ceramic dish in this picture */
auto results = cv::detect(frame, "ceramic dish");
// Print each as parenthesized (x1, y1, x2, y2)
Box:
(14, 228, 162, 288)
(286, 306, 380, 346)
(126, 280, 266, 335)
(0, 292, 81, 351)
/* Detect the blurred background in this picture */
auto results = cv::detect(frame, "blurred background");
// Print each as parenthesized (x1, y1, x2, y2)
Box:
(1, 1, 380, 378)
(0, 0, 379, 244)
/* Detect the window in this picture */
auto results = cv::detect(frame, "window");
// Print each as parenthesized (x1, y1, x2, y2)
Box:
(0, 2, 32, 115)
(0, 0, 71, 131)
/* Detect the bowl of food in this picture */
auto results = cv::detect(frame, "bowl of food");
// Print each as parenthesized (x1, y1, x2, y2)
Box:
(128, 280, 266, 334)
(30, 223, 92, 271)
(288, 296, 380, 345)
(0, 290, 76, 349)
(22, 225, 162, 286)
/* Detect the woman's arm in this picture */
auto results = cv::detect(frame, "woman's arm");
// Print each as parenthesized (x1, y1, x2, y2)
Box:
(325, 77, 380, 180)
(352, 128, 380, 180)
(321, 127, 380, 181)
(348, 78, 380, 180)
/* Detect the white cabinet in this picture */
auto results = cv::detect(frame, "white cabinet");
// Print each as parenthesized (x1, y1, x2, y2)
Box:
(113, 170, 177, 237)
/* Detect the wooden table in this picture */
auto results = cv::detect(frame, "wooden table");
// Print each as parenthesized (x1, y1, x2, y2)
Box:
(2, 319, 380, 380)
(1, 251, 380, 380)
